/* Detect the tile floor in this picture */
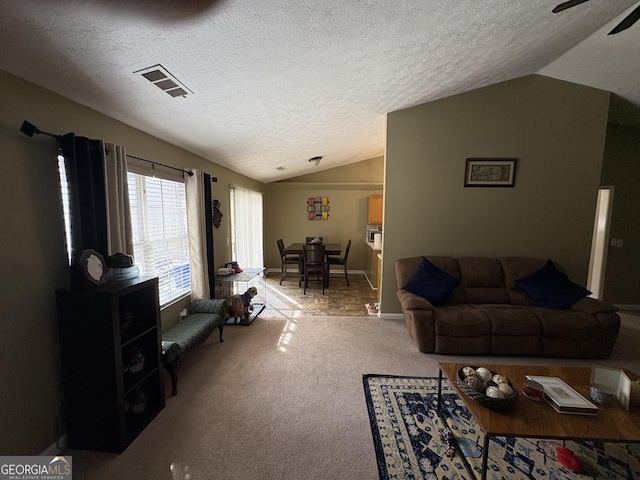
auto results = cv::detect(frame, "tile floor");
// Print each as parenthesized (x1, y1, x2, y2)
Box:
(261, 271, 378, 318)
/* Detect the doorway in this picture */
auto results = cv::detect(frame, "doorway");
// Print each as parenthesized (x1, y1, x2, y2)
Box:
(587, 186, 614, 299)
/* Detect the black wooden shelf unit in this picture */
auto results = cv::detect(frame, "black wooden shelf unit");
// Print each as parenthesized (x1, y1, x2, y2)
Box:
(56, 276, 165, 453)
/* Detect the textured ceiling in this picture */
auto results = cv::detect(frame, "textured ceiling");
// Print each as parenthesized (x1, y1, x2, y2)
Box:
(1, 0, 639, 182)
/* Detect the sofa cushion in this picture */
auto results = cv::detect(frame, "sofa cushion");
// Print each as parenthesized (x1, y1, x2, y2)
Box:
(424, 257, 466, 304)
(433, 306, 490, 337)
(499, 257, 547, 305)
(481, 306, 542, 336)
(457, 257, 510, 304)
(571, 297, 617, 315)
(535, 309, 599, 340)
(433, 306, 491, 353)
(402, 257, 460, 306)
(515, 259, 591, 309)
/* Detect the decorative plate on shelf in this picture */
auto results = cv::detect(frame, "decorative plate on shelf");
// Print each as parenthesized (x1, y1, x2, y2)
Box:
(78, 249, 108, 285)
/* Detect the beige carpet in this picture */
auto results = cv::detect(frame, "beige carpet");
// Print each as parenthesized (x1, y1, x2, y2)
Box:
(65, 307, 640, 480)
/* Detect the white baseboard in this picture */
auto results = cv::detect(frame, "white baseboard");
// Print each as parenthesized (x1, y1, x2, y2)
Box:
(376, 308, 640, 319)
(40, 434, 67, 456)
(616, 304, 640, 311)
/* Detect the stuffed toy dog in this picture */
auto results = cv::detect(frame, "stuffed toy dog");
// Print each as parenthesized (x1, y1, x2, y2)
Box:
(227, 286, 258, 320)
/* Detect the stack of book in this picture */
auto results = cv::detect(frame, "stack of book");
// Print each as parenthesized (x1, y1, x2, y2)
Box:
(526, 375, 599, 415)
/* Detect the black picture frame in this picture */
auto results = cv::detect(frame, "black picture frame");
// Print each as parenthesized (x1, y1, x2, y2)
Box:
(464, 158, 517, 187)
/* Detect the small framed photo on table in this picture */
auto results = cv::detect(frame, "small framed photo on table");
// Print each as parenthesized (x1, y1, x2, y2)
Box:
(464, 158, 517, 187)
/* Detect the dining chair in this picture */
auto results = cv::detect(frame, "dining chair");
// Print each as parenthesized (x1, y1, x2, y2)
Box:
(327, 239, 351, 287)
(277, 239, 301, 286)
(302, 244, 326, 294)
(305, 236, 323, 245)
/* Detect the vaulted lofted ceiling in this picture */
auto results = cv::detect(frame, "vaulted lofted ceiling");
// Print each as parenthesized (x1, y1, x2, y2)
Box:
(1, 0, 639, 182)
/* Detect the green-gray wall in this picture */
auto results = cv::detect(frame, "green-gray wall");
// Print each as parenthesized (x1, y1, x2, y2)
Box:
(601, 123, 640, 305)
(0, 69, 262, 454)
(381, 75, 611, 313)
(263, 158, 383, 273)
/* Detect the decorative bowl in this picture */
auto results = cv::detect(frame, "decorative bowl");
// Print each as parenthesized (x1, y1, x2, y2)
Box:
(457, 366, 518, 409)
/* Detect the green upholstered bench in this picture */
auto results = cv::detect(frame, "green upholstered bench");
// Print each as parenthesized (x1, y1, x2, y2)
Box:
(161, 298, 228, 396)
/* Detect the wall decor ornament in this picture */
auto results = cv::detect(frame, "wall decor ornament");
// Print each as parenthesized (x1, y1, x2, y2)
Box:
(307, 197, 330, 220)
(464, 158, 517, 187)
(212, 199, 223, 228)
(77, 249, 108, 285)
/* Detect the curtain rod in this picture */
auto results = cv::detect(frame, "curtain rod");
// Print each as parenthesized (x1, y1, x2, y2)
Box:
(19, 120, 194, 178)
(20, 120, 59, 139)
(126, 154, 193, 177)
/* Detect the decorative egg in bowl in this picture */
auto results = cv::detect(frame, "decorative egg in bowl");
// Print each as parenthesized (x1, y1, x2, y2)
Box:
(457, 366, 518, 409)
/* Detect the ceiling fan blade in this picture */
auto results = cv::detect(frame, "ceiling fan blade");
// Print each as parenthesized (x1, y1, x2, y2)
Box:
(552, 0, 590, 14)
(608, 4, 640, 34)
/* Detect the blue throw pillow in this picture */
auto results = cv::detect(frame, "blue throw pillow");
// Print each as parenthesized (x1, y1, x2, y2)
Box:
(515, 259, 591, 310)
(402, 257, 460, 306)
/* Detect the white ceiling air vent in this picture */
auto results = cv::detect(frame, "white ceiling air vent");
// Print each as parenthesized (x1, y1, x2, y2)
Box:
(134, 64, 193, 98)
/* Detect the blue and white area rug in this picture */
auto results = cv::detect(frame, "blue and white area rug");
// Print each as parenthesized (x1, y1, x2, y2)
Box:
(363, 374, 640, 480)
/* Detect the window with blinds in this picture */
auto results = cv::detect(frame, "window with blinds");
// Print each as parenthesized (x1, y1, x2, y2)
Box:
(127, 171, 191, 306)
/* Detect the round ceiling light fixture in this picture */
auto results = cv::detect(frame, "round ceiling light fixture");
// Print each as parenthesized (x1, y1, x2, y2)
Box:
(308, 156, 322, 166)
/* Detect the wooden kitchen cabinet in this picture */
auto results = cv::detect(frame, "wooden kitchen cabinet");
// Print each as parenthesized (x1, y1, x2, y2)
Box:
(367, 195, 383, 225)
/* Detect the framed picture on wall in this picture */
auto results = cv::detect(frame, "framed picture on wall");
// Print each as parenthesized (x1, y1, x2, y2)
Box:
(464, 158, 517, 187)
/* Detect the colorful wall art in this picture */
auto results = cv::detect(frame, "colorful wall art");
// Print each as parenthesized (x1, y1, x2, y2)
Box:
(307, 197, 330, 220)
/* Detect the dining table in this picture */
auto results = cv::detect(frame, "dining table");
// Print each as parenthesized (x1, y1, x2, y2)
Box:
(285, 242, 342, 288)
(284, 242, 342, 256)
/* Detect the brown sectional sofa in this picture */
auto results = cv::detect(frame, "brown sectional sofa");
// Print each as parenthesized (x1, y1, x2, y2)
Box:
(395, 256, 620, 358)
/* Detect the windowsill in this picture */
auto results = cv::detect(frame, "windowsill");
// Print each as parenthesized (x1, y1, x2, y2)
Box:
(160, 292, 191, 310)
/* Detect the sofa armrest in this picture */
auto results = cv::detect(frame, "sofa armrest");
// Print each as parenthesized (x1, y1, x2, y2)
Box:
(191, 298, 228, 315)
(397, 289, 435, 310)
(570, 297, 618, 315)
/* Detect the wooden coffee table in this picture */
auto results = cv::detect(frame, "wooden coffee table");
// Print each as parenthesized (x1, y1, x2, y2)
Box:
(437, 363, 640, 480)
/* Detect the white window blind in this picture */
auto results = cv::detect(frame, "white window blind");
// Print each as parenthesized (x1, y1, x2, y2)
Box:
(128, 172, 190, 306)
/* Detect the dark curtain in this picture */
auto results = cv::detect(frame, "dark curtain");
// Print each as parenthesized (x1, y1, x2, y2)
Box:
(203, 173, 216, 297)
(58, 133, 108, 263)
